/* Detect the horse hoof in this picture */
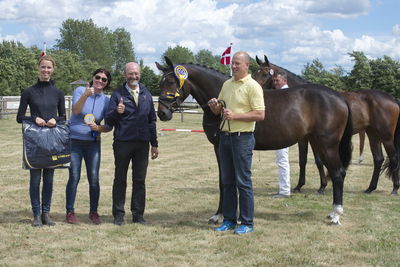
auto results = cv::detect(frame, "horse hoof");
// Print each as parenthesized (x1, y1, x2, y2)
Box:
(364, 189, 373, 194)
(390, 191, 398, 196)
(327, 220, 341, 226)
(208, 214, 222, 225)
(292, 188, 301, 193)
(317, 189, 325, 195)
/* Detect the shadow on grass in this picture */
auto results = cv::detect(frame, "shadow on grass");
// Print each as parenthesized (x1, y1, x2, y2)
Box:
(0, 207, 323, 229)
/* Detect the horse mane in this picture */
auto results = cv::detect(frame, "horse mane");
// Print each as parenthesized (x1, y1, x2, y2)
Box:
(271, 63, 309, 84)
(181, 62, 229, 79)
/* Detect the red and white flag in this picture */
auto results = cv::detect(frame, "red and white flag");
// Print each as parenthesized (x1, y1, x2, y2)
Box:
(220, 44, 232, 65)
(41, 42, 47, 56)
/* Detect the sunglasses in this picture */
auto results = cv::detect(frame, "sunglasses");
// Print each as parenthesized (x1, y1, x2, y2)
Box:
(95, 75, 108, 83)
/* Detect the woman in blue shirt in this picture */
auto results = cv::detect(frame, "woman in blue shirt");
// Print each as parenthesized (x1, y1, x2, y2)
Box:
(66, 68, 112, 225)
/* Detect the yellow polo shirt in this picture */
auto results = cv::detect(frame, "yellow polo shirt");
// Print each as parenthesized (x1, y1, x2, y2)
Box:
(218, 74, 265, 132)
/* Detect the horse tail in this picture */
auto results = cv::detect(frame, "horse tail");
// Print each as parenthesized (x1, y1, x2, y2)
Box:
(383, 99, 400, 179)
(339, 103, 353, 169)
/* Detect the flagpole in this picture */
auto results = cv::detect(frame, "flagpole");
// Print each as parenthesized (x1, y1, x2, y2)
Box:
(229, 43, 233, 77)
(41, 42, 47, 56)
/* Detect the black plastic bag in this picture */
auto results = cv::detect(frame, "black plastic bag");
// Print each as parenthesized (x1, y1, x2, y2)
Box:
(22, 120, 71, 169)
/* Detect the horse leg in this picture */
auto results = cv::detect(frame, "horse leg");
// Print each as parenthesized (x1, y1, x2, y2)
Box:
(326, 164, 346, 225)
(293, 140, 308, 193)
(311, 145, 328, 195)
(364, 136, 384, 194)
(381, 141, 400, 195)
(310, 140, 346, 225)
(358, 131, 366, 164)
(208, 144, 223, 224)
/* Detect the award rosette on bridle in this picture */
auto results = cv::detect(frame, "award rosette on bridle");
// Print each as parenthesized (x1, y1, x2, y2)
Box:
(174, 65, 188, 91)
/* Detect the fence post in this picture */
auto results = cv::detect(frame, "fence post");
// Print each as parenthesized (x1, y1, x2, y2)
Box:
(0, 96, 3, 120)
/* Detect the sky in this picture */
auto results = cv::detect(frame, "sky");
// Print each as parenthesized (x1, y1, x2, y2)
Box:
(0, 0, 399, 74)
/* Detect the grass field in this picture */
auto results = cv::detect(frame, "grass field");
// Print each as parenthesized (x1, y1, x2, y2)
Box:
(1, 113, 400, 266)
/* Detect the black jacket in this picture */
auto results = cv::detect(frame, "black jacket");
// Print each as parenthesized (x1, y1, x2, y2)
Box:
(105, 83, 158, 147)
(17, 80, 66, 123)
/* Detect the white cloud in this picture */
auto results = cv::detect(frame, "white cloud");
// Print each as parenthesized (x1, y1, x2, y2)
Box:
(393, 24, 400, 36)
(0, 31, 30, 44)
(0, 0, 398, 74)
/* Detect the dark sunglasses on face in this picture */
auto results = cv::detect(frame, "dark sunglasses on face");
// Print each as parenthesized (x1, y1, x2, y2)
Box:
(95, 75, 108, 83)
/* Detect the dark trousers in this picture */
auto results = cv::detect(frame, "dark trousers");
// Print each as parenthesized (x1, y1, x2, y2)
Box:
(30, 168, 54, 216)
(112, 140, 149, 218)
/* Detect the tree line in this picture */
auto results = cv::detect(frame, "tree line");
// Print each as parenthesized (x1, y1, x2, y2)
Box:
(0, 18, 399, 97)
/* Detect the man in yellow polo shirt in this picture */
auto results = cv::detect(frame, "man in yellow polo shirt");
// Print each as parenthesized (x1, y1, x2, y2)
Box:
(208, 51, 265, 234)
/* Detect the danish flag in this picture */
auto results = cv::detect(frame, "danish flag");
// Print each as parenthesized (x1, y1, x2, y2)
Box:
(220, 44, 232, 65)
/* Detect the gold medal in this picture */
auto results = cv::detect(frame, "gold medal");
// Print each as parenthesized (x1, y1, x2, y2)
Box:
(84, 114, 95, 124)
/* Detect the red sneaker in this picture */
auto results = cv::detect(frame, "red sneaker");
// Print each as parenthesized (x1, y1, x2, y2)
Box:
(89, 212, 101, 225)
(66, 212, 78, 224)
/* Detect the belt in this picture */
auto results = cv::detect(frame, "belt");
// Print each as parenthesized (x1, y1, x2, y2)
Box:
(221, 132, 252, 136)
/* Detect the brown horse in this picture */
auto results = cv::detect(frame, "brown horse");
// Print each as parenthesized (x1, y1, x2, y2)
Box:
(156, 56, 353, 224)
(255, 55, 400, 195)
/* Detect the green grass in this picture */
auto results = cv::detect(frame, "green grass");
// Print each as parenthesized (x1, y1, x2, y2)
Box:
(1, 113, 400, 266)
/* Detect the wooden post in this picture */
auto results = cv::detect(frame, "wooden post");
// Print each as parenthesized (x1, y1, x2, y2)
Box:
(0, 97, 3, 120)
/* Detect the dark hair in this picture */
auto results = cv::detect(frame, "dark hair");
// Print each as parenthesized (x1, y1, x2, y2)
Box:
(89, 68, 112, 90)
(273, 69, 288, 80)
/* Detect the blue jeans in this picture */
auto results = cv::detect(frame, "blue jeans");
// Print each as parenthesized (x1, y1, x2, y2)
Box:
(29, 168, 54, 216)
(219, 133, 255, 226)
(66, 140, 101, 213)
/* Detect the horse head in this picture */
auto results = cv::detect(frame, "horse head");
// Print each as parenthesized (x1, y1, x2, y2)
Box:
(254, 55, 275, 90)
(255, 55, 309, 88)
(155, 56, 191, 121)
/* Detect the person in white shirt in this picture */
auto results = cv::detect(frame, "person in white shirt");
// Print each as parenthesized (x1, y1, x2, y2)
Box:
(272, 70, 291, 198)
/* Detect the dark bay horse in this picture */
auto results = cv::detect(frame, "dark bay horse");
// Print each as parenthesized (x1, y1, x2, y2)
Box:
(255, 55, 400, 195)
(156, 56, 353, 225)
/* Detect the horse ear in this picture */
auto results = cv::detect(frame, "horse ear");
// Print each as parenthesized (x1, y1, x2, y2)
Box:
(165, 56, 174, 69)
(155, 62, 167, 72)
(264, 55, 270, 66)
(256, 56, 262, 65)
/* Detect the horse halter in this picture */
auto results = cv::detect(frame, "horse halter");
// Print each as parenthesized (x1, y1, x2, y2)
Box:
(256, 66, 275, 89)
(158, 70, 185, 113)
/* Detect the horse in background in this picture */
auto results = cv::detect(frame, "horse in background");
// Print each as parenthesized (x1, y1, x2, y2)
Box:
(255, 55, 400, 195)
(156, 56, 353, 224)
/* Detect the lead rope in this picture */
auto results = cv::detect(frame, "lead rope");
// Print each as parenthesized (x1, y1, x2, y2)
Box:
(218, 100, 230, 132)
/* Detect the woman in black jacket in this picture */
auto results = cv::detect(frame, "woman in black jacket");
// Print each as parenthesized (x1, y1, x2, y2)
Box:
(17, 55, 66, 227)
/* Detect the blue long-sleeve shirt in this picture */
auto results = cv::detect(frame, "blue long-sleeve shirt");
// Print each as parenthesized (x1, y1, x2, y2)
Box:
(105, 83, 158, 147)
(69, 86, 112, 141)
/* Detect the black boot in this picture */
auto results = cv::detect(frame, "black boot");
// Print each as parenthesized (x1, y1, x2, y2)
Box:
(32, 215, 43, 227)
(41, 213, 55, 226)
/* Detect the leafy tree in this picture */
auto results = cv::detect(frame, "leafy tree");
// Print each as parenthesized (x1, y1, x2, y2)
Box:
(139, 60, 161, 96)
(194, 49, 229, 75)
(110, 28, 136, 86)
(369, 56, 400, 97)
(347, 51, 373, 90)
(56, 19, 136, 91)
(249, 57, 259, 76)
(56, 19, 109, 66)
(161, 45, 195, 64)
(0, 41, 37, 96)
(329, 65, 347, 91)
(302, 59, 327, 84)
(301, 59, 346, 91)
(50, 49, 99, 95)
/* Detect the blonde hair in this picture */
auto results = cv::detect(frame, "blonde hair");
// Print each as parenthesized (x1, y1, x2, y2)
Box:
(38, 55, 56, 68)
